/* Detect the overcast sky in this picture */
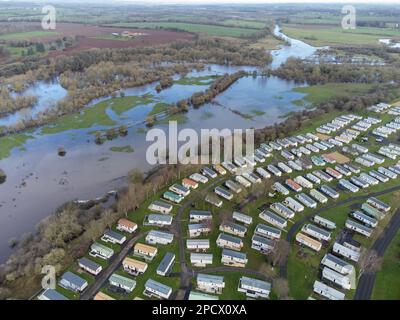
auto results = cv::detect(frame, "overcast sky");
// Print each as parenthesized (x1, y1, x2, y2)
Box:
(121, 0, 400, 3)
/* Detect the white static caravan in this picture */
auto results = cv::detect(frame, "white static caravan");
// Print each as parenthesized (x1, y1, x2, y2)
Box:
(322, 267, 352, 290)
(205, 194, 223, 208)
(144, 279, 172, 300)
(295, 232, 322, 252)
(272, 182, 290, 196)
(296, 193, 317, 209)
(251, 234, 275, 253)
(234, 156, 247, 168)
(335, 165, 352, 177)
(302, 224, 331, 242)
(225, 180, 242, 194)
(339, 179, 360, 193)
(256, 167, 271, 179)
(233, 211, 253, 226)
(78, 257, 102, 276)
(190, 253, 213, 267)
(367, 197, 391, 213)
(313, 281, 345, 301)
(238, 276, 271, 299)
(378, 166, 397, 179)
(189, 210, 212, 223)
(355, 156, 374, 167)
(270, 202, 295, 219)
(197, 274, 225, 294)
(216, 233, 243, 251)
(146, 230, 174, 245)
(221, 249, 248, 268)
(221, 161, 237, 173)
(321, 253, 354, 275)
(320, 185, 339, 199)
(101, 229, 126, 245)
(344, 163, 360, 174)
(267, 164, 282, 177)
(169, 184, 190, 197)
(214, 186, 233, 200)
(190, 173, 209, 184)
(259, 210, 287, 229)
(148, 200, 173, 214)
(313, 215, 336, 230)
(145, 214, 173, 227)
(350, 176, 369, 189)
(345, 219, 372, 237)
(187, 239, 210, 252)
(314, 170, 332, 182)
(281, 150, 295, 160)
(219, 221, 247, 237)
(351, 210, 378, 228)
(117, 218, 138, 234)
(294, 176, 313, 189)
(284, 197, 305, 213)
(188, 223, 210, 238)
(243, 172, 261, 184)
(157, 252, 175, 277)
(277, 162, 293, 174)
(309, 189, 328, 204)
(255, 223, 281, 240)
(235, 175, 252, 188)
(358, 172, 379, 186)
(244, 156, 257, 167)
(369, 170, 389, 183)
(202, 167, 218, 179)
(333, 242, 360, 262)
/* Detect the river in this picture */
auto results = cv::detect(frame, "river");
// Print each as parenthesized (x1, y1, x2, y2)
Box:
(0, 27, 317, 263)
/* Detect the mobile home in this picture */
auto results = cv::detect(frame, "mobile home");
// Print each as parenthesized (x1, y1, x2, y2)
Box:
(78, 257, 102, 276)
(313, 281, 345, 301)
(216, 233, 243, 251)
(190, 253, 213, 266)
(146, 230, 174, 245)
(122, 257, 148, 276)
(205, 194, 223, 208)
(270, 202, 295, 219)
(144, 279, 172, 300)
(163, 191, 184, 204)
(345, 219, 372, 237)
(149, 200, 173, 214)
(109, 273, 136, 293)
(225, 180, 242, 193)
(251, 234, 275, 253)
(197, 274, 225, 294)
(215, 186, 233, 200)
(189, 210, 212, 222)
(117, 218, 138, 234)
(238, 276, 271, 299)
(90, 242, 114, 260)
(302, 224, 331, 241)
(255, 223, 281, 239)
(101, 229, 126, 245)
(295, 233, 322, 252)
(259, 210, 287, 229)
(156, 252, 175, 277)
(219, 221, 247, 237)
(187, 239, 210, 252)
(169, 184, 190, 197)
(221, 249, 248, 268)
(233, 211, 253, 225)
(133, 243, 158, 261)
(59, 272, 88, 293)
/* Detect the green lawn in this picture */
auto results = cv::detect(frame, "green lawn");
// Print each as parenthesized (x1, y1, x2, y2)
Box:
(282, 24, 400, 46)
(107, 22, 260, 38)
(0, 30, 58, 41)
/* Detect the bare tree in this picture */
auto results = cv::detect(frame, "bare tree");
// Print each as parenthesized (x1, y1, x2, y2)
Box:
(358, 249, 383, 278)
(271, 240, 290, 267)
(273, 278, 290, 300)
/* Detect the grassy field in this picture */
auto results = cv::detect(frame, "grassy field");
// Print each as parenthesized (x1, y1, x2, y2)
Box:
(174, 75, 218, 86)
(0, 133, 34, 160)
(0, 30, 58, 41)
(108, 22, 260, 38)
(372, 228, 400, 300)
(221, 19, 266, 29)
(293, 83, 374, 106)
(249, 35, 284, 50)
(282, 24, 400, 46)
(41, 95, 154, 135)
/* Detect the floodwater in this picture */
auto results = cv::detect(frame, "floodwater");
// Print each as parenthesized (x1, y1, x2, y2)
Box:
(0, 27, 317, 262)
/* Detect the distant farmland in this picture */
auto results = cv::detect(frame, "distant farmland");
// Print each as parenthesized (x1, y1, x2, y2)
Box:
(107, 22, 261, 38)
(282, 24, 400, 46)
